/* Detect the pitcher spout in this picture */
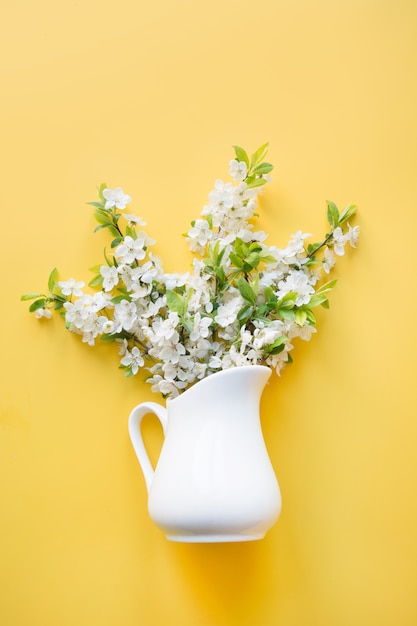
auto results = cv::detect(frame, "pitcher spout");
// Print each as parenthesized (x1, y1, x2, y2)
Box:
(167, 365, 272, 415)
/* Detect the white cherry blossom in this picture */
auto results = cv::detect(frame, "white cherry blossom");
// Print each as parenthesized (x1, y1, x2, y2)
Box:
(35, 307, 52, 319)
(100, 265, 119, 291)
(208, 179, 235, 211)
(190, 312, 212, 341)
(277, 270, 315, 306)
(158, 342, 186, 365)
(214, 297, 243, 328)
(288, 322, 316, 342)
(252, 325, 282, 351)
(58, 278, 85, 297)
(102, 187, 132, 210)
(121, 347, 144, 374)
(229, 159, 247, 182)
(117, 265, 142, 290)
(332, 227, 348, 256)
(147, 312, 180, 345)
(163, 273, 189, 291)
(120, 213, 146, 225)
(113, 300, 138, 332)
(115, 235, 146, 264)
(88, 291, 112, 313)
(187, 219, 213, 253)
(347, 224, 360, 248)
(64, 295, 93, 329)
(323, 247, 336, 274)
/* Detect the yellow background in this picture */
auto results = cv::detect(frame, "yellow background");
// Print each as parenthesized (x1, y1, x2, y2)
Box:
(1, 1, 416, 624)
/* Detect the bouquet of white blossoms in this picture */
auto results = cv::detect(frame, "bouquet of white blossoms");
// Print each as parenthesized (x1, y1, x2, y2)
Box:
(23, 144, 359, 398)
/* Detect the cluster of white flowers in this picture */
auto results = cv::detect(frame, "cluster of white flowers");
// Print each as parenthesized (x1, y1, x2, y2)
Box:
(24, 144, 359, 398)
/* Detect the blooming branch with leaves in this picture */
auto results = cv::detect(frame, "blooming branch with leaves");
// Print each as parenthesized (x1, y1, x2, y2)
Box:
(22, 144, 359, 398)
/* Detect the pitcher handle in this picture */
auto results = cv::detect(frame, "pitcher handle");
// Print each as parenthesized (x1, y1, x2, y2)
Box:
(128, 402, 168, 493)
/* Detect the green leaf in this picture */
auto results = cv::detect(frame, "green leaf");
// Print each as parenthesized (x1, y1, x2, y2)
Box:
(260, 254, 278, 264)
(88, 275, 103, 287)
(203, 259, 215, 273)
(264, 336, 287, 355)
(339, 203, 357, 224)
(87, 201, 105, 209)
(94, 209, 112, 225)
(229, 252, 244, 268)
(103, 248, 113, 267)
(237, 277, 257, 305)
(98, 183, 108, 202)
(210, 240, 221, 262)
(126, 225, 136, 238)
(269, 344, 285, 355)
(307, 242, 322, 256)
(100, 332, 127, 342)
(252, 271, 259, 294)
(250, 143, 269, 169)
(215, 266, 226, 286)
(263, 286, 276, 303)
(233, 238, 248, 257)
(166, 290, 185, 315)
(316, 279, 337, 295)
(263, 286, 274, 301)
(227, 268, 243, 282)
(245, 252, 260, 269)
(111, 295, 131, 304)
(309, 294, 328, 308)
(108, 225, 121, 239)
(47, 267, 58, 293)
(111, 237, 122, 248)
(246, 177, 267, 189)
(232, 145, 250, 167)
(306, 310, 316, 324)
(252, 162, 273, 175)
(237, 304, 254, 325)
(277, 308, 296, 322)
(295, 309, 308, 326)
(94, 224, 110, 233)
(256, 303, 268, 316)
(216, 245, 226, 265)
(278, 292, 297, 307)
(29, 298, 47, 312)
(180, 319, 193, 334)
(21, 292, 44, 301)
(116, 288, 132, 299)
(327, 201, 340, 229)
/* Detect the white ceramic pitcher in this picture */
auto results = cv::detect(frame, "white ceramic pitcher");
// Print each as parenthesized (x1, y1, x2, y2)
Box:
(128, 365, 281, 542)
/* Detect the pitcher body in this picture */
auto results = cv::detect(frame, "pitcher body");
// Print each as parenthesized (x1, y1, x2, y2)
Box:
(128, 365, 281, 542)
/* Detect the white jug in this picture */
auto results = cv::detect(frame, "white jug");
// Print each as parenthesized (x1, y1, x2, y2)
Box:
(128, 365, 281, 542)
